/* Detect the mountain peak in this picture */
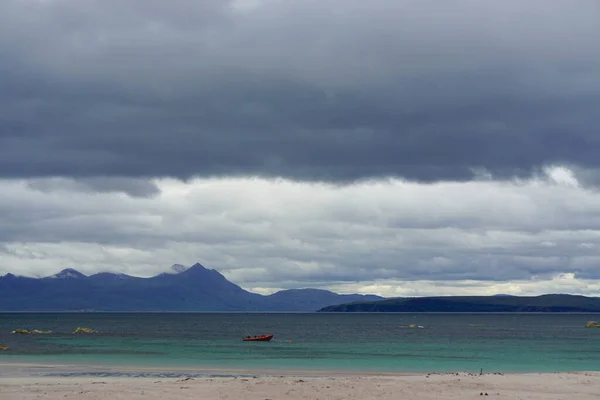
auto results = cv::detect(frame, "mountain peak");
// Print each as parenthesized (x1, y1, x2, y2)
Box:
(159, 263, 197, 276)
(180, 263, 209, 275)
(50, 268, 86, 279)
(156, 263, 208, 278)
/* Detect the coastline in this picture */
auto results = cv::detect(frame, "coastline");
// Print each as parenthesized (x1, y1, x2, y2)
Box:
(0, 367, 598, 400)
(1, 360, 599, 377)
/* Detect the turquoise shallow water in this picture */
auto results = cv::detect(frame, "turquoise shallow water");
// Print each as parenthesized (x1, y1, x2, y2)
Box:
(1, 313, 599, 375)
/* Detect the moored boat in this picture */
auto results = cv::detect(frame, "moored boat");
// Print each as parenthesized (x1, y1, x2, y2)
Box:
(243, 334, 273, 342)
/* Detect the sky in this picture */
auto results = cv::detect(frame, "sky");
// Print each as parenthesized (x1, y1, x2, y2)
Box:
(1, 0, 600, 297)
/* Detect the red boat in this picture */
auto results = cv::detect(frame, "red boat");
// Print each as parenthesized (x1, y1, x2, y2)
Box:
(243, 334, 273, 342)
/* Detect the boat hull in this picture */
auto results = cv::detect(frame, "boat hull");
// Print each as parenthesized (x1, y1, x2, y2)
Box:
(243, 334, 273, 342)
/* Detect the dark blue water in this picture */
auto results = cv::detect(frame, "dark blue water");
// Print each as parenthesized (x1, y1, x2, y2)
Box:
(1, 313, 599, 374)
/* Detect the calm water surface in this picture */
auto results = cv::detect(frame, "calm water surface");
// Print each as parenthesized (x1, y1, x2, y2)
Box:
(1, 313, 599, 375)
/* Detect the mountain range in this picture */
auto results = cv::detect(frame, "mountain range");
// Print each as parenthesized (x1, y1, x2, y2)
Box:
(0, 263, 382, 312)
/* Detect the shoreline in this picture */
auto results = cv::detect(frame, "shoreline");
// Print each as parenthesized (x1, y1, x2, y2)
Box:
(0, 361, 597, 378)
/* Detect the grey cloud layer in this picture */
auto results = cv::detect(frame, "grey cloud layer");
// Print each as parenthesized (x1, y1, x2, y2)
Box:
(1, 0, 599, 182)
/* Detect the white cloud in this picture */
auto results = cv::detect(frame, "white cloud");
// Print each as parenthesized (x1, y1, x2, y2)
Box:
(1, 165, 600, 296)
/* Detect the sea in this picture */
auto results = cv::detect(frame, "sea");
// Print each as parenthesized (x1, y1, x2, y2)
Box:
(1, 313, 599, 377)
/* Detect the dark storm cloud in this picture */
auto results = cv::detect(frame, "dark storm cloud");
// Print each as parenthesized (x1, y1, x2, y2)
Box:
(27, 177, 161, 197)
(0, 0, 599, 183)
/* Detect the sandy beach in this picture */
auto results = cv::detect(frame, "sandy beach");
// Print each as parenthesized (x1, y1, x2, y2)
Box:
(1, 370, 598, 399)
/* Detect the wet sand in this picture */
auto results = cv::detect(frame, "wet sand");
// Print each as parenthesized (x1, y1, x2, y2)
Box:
(1, 366, 598, 399)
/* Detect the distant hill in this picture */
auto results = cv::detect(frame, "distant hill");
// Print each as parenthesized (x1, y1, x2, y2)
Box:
(0, 263, 382, 312)
(265, 288, 382, 311)
(318, 294, 600, 312)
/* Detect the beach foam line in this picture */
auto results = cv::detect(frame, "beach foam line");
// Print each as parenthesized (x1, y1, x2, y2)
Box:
(0, 361, 419, 378)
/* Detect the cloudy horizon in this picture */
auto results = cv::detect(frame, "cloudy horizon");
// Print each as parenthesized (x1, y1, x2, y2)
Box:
(1, 0, 600, 297)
